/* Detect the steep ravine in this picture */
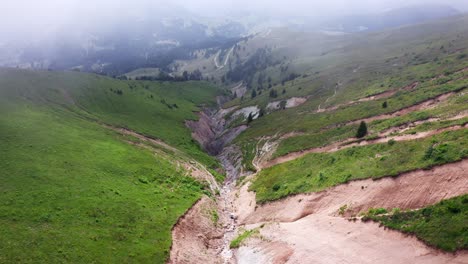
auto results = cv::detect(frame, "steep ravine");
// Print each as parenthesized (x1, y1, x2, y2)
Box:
(169, 98, 252, 264)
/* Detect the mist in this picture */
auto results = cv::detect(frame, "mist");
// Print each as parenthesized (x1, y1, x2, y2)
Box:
(2, 0, 468, 38)
(1, 0, 466, 73)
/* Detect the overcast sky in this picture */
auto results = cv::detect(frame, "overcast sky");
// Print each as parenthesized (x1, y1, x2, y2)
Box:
(183, 0, 468, 16)
(2, 0, 467, 39)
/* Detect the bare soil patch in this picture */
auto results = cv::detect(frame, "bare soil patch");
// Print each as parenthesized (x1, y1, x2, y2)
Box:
(234, 160, 468, 263)
(168, 197, 225, 264)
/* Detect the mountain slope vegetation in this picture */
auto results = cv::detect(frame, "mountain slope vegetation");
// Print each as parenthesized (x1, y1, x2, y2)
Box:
(0, 68, 221, 262)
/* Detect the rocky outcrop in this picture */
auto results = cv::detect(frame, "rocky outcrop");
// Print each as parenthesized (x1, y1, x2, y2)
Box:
(266, 97, 307, 111)
(186, 97, 254, 167)
(186, 109, 222, 155)
(218, 145, 245, 182)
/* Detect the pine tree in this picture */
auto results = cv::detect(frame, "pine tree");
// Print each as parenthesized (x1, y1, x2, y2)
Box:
(251, 89, 257, 98)
(269, 89, 278, 98)
(356, 121, 368, 138)
(258, 108, 265, 117)
(382, 101, 388, 108)
(247, 113, 254, 123)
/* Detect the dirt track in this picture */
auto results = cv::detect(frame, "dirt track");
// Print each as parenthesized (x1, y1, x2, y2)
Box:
(258, 88, 466, 169)
(234, 160, 468, 264)
(345, 91, 457, 126)
(263, 123, 467, 169)
(314, 66, 466, 115)
(316, 82, 418, 114)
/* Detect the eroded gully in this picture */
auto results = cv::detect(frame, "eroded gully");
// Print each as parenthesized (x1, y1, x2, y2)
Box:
(184, 97, 250, 264)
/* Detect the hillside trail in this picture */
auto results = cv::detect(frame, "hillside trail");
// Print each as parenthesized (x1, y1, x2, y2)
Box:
(312, 66, 466, 115)
(263, 123, 467, 169)
(342, 90, 458, 127)
(256, 89, 466, 169)
(317, 83, 339, 112)
(315, 82, 418, 114)
(214, 46, 234, 69)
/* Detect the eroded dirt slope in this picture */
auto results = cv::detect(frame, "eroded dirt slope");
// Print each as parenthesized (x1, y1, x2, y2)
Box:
(232, 160, 468, 263)
(169, 197, 225, 264)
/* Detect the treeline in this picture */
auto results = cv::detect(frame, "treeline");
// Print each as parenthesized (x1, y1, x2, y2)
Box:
(121, 69, 203, 82)
(226, 48, 279, 85)
(281, 73, 301, 85)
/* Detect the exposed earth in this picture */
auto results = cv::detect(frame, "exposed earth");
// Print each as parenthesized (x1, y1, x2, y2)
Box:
(168, 89, 468, 263)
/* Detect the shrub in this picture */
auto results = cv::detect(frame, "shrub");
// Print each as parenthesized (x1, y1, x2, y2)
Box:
(339, 204, 348, 215)
(211, 210, 219, 225)
(318, 172, 326, 182)
(279, 100, 287, 110)
(272, 184, 281, 191)
(366, 207, 388, 216)
(230, 229, 258, 248)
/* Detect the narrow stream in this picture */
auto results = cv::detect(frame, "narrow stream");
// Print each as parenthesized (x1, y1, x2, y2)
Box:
(217, 143, 243, 263)
(220, 183, 237, 263)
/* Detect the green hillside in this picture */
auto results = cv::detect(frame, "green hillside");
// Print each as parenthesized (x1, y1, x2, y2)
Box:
(0, 68, 221, 168)
(250, 129, 467, 203)
(224, 15, 468, 172)
(0, 69, 220, 262)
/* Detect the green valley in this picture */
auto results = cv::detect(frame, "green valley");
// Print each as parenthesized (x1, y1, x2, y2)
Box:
(0, 5, 467, 264)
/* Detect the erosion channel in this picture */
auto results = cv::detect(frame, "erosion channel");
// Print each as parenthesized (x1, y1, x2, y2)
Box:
(168, 96, 468, 264)
(169, 97, 250, 264)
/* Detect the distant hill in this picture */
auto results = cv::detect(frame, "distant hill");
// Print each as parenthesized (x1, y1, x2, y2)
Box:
(0, 6, 247, 76)
(321, 4, 461, 32)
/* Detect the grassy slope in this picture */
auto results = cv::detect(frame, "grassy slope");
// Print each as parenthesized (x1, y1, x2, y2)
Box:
(250, 129, 468, 203)
(0, 68, 220, 169)
(368, 195, 468, 252)
(238, 16, 468, 252)
(274, 81, 468, 158)
(0, 69, 217, 262)
(227, 15, 467, 141)
(224, 15, 468, 171)
(227, 15, 468, 110)
(236, 53, 467, 146)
